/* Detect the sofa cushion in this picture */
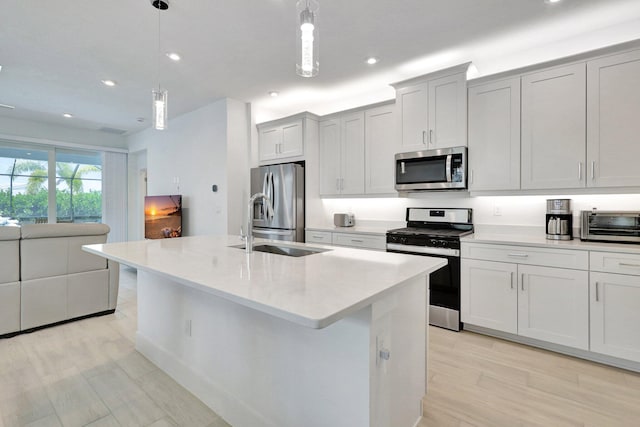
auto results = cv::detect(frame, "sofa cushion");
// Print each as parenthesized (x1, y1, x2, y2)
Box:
(21, 276, 68, 330)
(0, 226, 21, 241)
(20, 223, 110, 239)
(0, 282, 20, 335)
(0, 239, 19, 283)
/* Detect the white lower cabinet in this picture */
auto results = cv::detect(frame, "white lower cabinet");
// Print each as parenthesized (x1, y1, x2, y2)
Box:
(517, 265, 589, 350)
(461, 259, 517, 334)
(589, 250, 640, 363)
(462, 243, 589, 350)
(305, 230, 386, 251)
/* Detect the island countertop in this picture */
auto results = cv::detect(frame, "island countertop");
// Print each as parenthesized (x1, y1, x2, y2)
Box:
(84, 235, 446, 329)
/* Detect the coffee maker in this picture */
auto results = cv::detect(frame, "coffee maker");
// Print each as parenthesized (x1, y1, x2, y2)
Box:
(546, 199, 573, 240)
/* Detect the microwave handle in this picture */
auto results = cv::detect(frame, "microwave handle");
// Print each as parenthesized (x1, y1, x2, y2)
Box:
(446, 154, 453, 182)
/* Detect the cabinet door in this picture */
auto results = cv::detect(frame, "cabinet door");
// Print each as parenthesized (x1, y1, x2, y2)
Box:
(258, 126, 280, 162)
(396, 82, 428, 152)
(428, 72, 467, 149)
(587, 49, 640, 187)
(521, 63, 586, 189)
(365, 104, 397, 194)
(461, 259, 517, 334)
(341, 111, 365, 195)
(280, 120, 304, 158)
(518, 265, 589, 350)
(590, 272, 640, 362)
(468, 78, 521, 191)
(319, 119, 342, 196)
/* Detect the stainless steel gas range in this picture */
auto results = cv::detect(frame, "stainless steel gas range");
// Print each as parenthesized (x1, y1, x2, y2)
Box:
(386, 208, 473, 331)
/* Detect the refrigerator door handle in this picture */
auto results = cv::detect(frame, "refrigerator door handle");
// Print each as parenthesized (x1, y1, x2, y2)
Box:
(269, 172, 275, 219)
(261, 171, 269, 218)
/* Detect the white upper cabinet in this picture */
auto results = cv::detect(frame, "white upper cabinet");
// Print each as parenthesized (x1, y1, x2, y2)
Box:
(428, 73, 467, 149)
(395, 83, 429, 152)
(365, 103, 397, 194)
(258, 114, 318, 164)
(468, 78, 521, 191)
(319, 112, 365, 196)
(393, 64, 468, 153)
(521, 63, 587, 190)
(319, 118, 342, 195)
(587, 49, 640, 187)
(341, 112, 365, 195)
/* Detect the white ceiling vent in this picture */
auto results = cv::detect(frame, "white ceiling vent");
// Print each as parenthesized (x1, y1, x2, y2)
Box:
(99, 127, 127, 135)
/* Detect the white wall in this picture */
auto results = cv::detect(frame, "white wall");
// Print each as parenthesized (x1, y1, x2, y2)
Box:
(0, 116, 127, 149)
(314, 193, 640, 231)
(127, 98, 250, 239)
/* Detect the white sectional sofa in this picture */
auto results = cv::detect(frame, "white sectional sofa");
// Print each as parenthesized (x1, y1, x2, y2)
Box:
(0, 223, 120, 337)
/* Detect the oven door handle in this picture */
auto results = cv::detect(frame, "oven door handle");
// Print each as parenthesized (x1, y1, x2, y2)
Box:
(386, 243, 459, 257)
(446, 154, 453, 182)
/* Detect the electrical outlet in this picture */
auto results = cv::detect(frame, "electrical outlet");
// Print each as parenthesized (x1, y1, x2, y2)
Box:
(493, 205, 502, 216)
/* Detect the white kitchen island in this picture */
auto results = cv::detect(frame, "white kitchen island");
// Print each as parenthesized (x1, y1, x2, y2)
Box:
(84, 235, 446, 427)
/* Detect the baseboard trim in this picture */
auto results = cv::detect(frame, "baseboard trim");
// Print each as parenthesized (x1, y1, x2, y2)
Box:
(0, 309, 116, 339)
(464, 324, 640, 373)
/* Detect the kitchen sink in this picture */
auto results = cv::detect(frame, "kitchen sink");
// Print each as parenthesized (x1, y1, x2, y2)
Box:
(230, 244, 331, 257)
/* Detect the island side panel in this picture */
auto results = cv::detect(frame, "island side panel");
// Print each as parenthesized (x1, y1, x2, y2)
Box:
(370, 274, 428, 427)
(136, 270, 372, 427)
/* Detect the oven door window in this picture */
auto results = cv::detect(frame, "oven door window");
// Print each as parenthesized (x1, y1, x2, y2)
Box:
(396, 156, 447, 185)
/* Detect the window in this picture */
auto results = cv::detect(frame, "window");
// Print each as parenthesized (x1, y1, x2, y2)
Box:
(0, 146, 49, 224)
(0, 143, 102, 225)
(56, 150, 102, 223)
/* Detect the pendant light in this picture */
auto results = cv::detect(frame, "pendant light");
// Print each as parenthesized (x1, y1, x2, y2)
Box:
(152, 0, 169, 130)
(296, 0, 319, 78)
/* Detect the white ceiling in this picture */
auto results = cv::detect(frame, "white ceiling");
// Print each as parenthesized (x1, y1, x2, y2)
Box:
(1, 0, 640, 139)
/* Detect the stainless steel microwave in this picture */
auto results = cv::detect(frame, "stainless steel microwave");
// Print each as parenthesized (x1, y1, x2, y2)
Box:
(580, 210, 640, 243)
(395, 146, 467, 191)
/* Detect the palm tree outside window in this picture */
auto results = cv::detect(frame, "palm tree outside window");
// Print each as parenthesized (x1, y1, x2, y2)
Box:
(0, 145, 102, 224)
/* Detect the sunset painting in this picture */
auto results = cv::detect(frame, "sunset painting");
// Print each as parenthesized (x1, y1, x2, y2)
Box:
(144, 195, 182, 239)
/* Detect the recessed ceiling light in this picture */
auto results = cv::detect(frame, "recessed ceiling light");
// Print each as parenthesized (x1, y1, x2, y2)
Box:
(166, 52, 181, 61)
(0, 103, 15, 109)
(0, 65, 3, 72)
(101, 79, 117, 87)
(366, 57, 379, 65)
(268, 91, 279, 97)
(544, 0, 561, 4)
(63, 113, 73, 118)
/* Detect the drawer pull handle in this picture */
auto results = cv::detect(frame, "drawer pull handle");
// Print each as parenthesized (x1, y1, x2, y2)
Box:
(312, 235, 325, 239)
(595, 282, 599, 302)
(508, 253, 529, 258)
(351, 239, 364, 243)
(619, 262, 640, 268)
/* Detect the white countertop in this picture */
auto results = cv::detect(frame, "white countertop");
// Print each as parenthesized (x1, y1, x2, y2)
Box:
(462, 232, 640, 254)
(84, 235, 446, 329)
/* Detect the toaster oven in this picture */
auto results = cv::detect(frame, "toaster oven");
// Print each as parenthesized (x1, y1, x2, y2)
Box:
(580, 210, 640, 243)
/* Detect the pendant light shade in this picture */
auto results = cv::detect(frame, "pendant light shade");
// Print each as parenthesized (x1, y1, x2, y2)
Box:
(152, 0, 169, 130)
(152, 88, 168, 130)
(296, 0, 319, 78)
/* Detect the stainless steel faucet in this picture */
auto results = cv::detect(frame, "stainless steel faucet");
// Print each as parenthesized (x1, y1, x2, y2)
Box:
(243, 192, 274, 254)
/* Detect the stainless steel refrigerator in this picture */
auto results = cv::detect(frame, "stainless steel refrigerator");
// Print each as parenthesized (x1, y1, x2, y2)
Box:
(251, 163, 304, 242)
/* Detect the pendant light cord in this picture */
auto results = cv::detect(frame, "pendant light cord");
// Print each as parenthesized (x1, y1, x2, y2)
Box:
(157, 3, 161, 92)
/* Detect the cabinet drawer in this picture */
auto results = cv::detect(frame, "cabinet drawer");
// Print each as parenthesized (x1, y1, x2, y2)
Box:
(305, 231, 333, 244)
(332, 233, 386, 251)
(461, 243, 588, 270)
(590, 251, 640, 276)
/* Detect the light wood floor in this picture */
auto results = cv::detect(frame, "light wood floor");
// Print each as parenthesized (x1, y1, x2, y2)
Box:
(0, 267, 229, 427)
(420, 326, 640, 427)
(2, 268, 640, 427)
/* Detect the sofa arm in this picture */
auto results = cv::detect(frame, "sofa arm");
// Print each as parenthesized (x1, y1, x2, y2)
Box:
(108, 260, 120, 310)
